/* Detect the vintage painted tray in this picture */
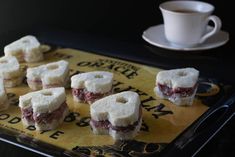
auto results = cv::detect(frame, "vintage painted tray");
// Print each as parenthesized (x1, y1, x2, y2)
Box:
(0, 47, 226, 156)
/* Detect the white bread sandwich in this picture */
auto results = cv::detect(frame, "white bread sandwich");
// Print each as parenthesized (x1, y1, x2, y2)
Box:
(19, 87, 69, 131)
(0, 56, 24, 87)
(4, 35, 45, 63)
(0, 77, 9, 111)
(71, 71, 113, 104)
(90, 91, 142, 140)
(27, 60, 69, 90)
(154, 68, 199, 106)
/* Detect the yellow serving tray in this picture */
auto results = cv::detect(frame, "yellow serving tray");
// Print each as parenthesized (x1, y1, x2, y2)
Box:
(0, 48, 220, 156)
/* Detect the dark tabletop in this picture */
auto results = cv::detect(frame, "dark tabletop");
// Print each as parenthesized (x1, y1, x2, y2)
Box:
(0, 0, 235, 156)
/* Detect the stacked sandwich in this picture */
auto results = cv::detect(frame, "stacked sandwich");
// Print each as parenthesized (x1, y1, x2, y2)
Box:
(0, 56, 24, 87)
(154, 68, 199, 106)
(71, 71, 113, 104)
(4, 35, 45, 63)
(0, 77, 8, 111)
(27, 60, 69, 90)
(19, 88, 69, 131)
(90, 91, 142, 140)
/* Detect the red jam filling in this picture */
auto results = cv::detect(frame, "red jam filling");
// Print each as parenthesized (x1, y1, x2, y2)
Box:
(72, 88, 112, 103)
(21, 102, 68, 124)
(90, 107, 142, 132)
(157, 83, 197, 97)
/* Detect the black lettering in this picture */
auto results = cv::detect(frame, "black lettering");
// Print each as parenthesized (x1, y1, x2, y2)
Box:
(77, 61, 91, 67)
(8, 117, 21, 124)
(26, 125, 36, 131)
(126, 71, 138, 79)
(152, 113, 159, 119)
(141, 96, 156, 104)
(49, 131, 64, 139)
(141, 120, 149, 132)
(112, 80, 124, 87)
(54, 52, 72, 59)
(64, 112, 80, 122)
(0, 114, 10, 120)
(114, 66, 126, 72)
(90, 62, 104, 68)
(155, 103, 165, 111)
(145, 106, 158, 111)
(134, 89, 148, 96)
(114, 66, 138, 79)
(76, 117, 91, 127)
(141, 96, 156, 108)
(117, 86, 134, 92)
(120, 69, 132, 78)
(152, 104, 173, 119)
(103, 64, 114, 70)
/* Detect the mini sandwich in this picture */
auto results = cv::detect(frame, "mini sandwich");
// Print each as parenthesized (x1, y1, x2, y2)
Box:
(71, 71, 113, 104)
(154, 67, 199, 106)
(19, 87, 69, 131)
(4, 35, 45, 63)
(27, 60, 69, 90)
(90, 91, 142, 140)
(0, 77, 9, 111)
(0, 56, 24, 87)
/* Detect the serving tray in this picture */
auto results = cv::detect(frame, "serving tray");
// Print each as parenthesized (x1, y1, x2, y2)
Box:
(0, 47, 232, 157)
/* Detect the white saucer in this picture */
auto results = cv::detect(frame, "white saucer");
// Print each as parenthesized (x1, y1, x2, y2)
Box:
(142, 24, 229, 51)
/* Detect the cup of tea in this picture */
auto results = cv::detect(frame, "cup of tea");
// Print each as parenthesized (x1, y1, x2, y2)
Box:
(159, 0, 222, 48)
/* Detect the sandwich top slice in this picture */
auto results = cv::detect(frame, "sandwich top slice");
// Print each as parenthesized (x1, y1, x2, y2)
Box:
(71, 71, 113, 104)
(0, 56, 24, 87)
(90, 91, 142, 140)
(27, 60, 69, 90)
(19, 87, 69, 131)
(0, 77, 9, 111)
(4, 35, 44, 63)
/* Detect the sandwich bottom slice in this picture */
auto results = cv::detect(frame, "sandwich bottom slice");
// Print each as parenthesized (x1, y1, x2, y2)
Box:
(21, 102, 69, 131)
(154, 84, 198, 106)
(90, 115, 142, 140)
(72, 88, 113, 104)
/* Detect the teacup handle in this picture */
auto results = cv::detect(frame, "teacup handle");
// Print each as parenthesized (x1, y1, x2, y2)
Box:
(199, 15, 222, 44)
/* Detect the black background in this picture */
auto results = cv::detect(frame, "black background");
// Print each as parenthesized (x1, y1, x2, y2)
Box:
(0, 0, 233, 45)
(0, 0, 234, 157)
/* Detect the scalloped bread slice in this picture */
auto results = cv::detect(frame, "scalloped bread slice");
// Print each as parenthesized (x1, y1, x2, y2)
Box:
(0, 56, 24, 87)
(27, 60, 69, 90)
(4, 35, 44, 63)
(71, 71, 113, 93)
(71, 71, 113, 104)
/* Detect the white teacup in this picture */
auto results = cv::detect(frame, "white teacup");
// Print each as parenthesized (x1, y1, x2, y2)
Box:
(159, 1, 222, 48)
